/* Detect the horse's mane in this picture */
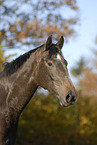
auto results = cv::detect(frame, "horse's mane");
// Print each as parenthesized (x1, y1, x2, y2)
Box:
(1, 44, 44, 76)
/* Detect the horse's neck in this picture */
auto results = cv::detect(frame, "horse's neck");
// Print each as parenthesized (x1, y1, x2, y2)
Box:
(0, 53, 40, 145)
(0, 53, 39, 119)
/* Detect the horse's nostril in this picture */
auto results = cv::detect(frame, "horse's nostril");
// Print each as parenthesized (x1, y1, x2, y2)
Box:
(66, 94, 76, 104)
(71, 96, 76, 103)
(66, 94, 72, 103)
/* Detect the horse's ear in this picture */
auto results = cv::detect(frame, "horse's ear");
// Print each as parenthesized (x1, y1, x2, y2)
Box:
(46, 35, 52, 50)
(56, 36, 64, 49)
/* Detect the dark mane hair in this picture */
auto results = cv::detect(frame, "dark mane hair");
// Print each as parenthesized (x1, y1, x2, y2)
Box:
(2, 44, 44, 76)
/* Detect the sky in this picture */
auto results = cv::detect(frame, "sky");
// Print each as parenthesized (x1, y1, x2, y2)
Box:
(63, 0, 97, 69)
(4, 0, 97, 71)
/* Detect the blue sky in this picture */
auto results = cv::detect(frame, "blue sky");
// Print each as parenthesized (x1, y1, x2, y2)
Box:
(63, 0, 97, 69)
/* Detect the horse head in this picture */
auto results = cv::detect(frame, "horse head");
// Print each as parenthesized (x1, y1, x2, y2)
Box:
(37, 35, 77, 107)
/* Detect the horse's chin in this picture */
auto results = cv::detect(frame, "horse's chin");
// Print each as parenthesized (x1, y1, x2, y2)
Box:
(59, 100, 70, 107)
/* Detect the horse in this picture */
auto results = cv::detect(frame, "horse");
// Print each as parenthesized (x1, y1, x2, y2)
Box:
(0, 35, 77, 145)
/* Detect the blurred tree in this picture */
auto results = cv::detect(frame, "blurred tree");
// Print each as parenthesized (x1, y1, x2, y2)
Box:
(79, 38, 97, 98)
(0, 0, 79, 49)
(79, 66, 97, 98)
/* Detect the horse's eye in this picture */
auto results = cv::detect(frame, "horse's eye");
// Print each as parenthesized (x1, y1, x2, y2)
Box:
(48, 62, 52, 66)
